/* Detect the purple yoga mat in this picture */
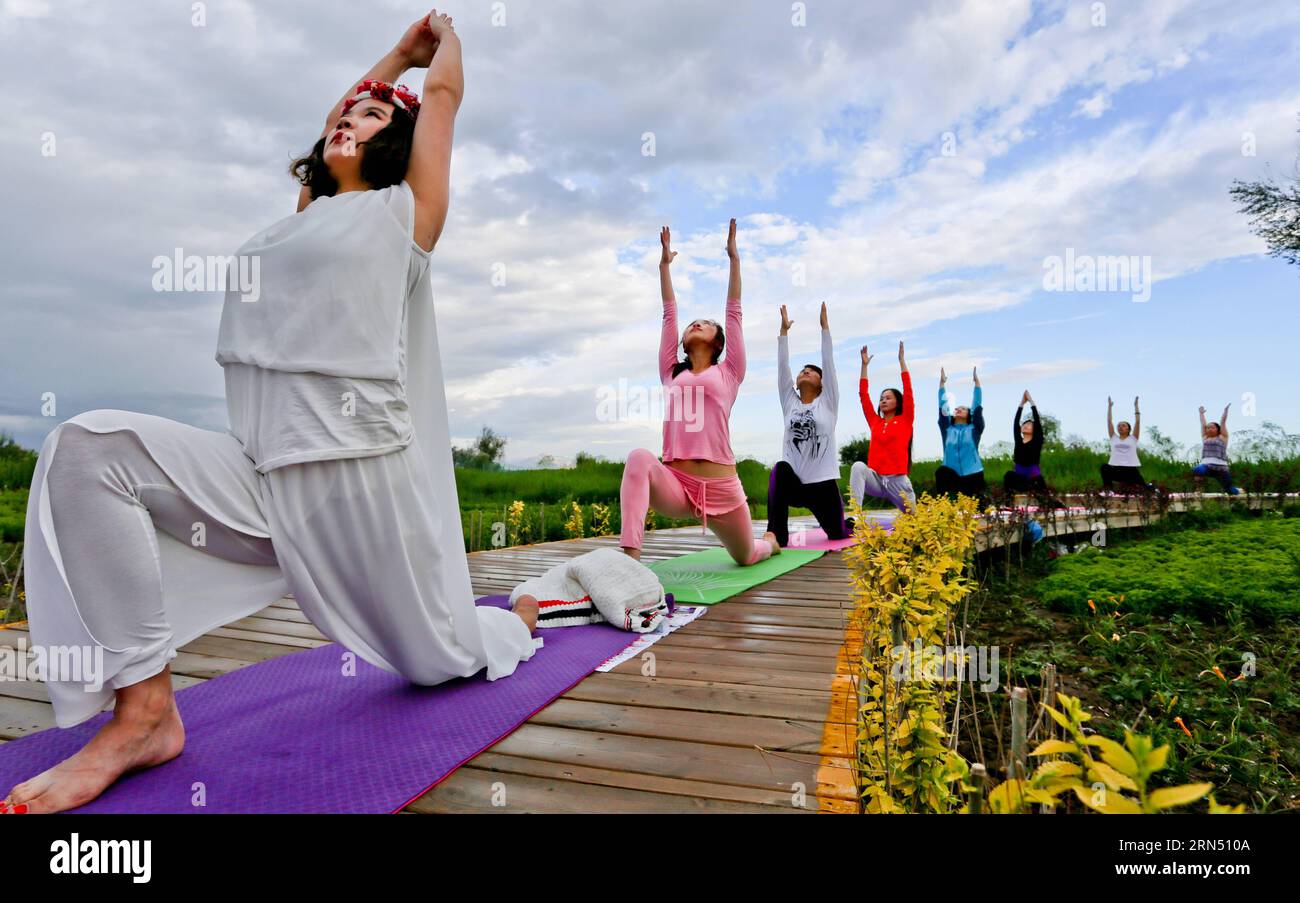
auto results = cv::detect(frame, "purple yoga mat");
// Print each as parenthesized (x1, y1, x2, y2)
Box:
(0, 595, 648, 814)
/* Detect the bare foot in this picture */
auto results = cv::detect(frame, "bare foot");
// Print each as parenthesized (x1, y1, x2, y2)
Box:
(2, 669, 184, 814)
(513, 593, 539, 632)
(764, 531, 781, 555)
(621, 546, 641, 561)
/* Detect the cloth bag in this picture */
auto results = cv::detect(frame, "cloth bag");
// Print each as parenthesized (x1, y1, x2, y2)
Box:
(508, 547, 669, 632)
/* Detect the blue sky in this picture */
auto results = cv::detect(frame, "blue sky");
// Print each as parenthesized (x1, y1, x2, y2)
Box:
(1, 0, 1297, 466)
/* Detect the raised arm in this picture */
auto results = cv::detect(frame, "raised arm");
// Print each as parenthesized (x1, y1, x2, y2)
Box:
(1199, 405, 1208, 436)
(937, 368, 951, 437)
(1220, 403, 1231, 442)
(1030, 399, 1043, 449)
(901, 369, 914, 425)
(777, 305, 794, 410)
(1107, 396, 1115, 438)
(407, 12, 464, 253)
(859, 345, 881, 430)
(1133, 396, 1141, 440)
(659, 226, 679, 382)
(721, 218, 746, 383)
(972, 383, 985, 446)
(726, 217, 741, 305)
(1013, 398, 1025, 448)
(296, 21, 426, 213)
(820, 303, 838, 412)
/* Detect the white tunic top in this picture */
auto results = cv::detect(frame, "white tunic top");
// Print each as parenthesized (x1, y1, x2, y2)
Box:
(215, 181, 431, 473)
(1109, 433, 1141, 467)
(777, 329, 840, 484)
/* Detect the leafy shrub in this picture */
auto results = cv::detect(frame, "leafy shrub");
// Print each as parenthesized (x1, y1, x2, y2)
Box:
(1037, 518, 1300, 623)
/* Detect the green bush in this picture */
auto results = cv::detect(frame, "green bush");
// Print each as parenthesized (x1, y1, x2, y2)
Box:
(1037, 517, 1300, 623)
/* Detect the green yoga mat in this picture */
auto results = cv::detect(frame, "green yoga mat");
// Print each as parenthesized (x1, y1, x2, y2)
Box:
(648, 547, 825, 605)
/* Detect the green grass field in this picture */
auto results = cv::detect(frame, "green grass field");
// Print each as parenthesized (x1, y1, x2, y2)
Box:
(3, 442, 1299, 549)
(968, 508, 1300, 811)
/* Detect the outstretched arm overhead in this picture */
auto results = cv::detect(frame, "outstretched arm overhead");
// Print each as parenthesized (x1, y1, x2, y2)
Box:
(1199, 404, 1208, 436)
(1107, 396, 1115, 438)
(406, 11, 465, 253)
(1014, 392, 1026, 448)
(859, 345, 881, 429)
(659, 226, 679, 383)
(777, 304, 794, 410)
(721, 218, 746, 383)
(820, 303, 838, 412)
(971, 367, 985, 445)
(900, 343, 914, 425)
(1133, 396, 1141, 440)
(1221, 403, 1231, 443)
(297, 14, 435, 214)
(938, 366, 951, 439)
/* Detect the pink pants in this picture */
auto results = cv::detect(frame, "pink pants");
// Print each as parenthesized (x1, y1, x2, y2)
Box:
(620, 448, 773, 566)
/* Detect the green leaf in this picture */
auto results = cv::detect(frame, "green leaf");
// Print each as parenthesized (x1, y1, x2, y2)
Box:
(1145, 743, 1170, 774)
(1030, 739, 1078, 756)
(1044, 705, 1074, 733)
(1074, 785, 1143, 814)
(1084, 735, 1139, 778)
(1087, 760, 1138, 792)
(1148, 783, 1213, 810)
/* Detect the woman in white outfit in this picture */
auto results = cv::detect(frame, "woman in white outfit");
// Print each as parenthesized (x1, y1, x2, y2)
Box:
(3, 10, 539, 815)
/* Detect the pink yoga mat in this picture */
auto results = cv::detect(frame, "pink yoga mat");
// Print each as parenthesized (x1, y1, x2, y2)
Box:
(784, 512, 898, 550)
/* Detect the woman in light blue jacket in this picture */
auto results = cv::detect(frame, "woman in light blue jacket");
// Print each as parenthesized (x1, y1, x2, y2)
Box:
(934, 366, 987, 500)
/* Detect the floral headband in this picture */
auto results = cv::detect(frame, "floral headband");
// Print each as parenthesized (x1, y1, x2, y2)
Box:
(341, 79, 421, 121)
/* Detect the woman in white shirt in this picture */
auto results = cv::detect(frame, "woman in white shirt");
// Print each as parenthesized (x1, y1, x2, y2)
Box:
(1100, 395, 1154, 492)
(6, 11, 539, 815)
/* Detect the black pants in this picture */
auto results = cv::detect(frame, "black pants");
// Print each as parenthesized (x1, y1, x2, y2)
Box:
(935, 466, 986, 500)
(767, 461, 848, 547)
(1003, 470, 1048, 493)
(1100, 463, 1149, 491)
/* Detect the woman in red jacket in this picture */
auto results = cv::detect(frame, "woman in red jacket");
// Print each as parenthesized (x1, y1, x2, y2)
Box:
(849, 341, 916, 513)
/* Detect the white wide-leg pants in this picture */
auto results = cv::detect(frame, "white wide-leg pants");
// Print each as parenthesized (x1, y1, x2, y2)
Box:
(24, 409, 536, 729)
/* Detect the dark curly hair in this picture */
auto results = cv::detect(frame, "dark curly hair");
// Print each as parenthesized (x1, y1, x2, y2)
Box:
(289, 113, 416, 201)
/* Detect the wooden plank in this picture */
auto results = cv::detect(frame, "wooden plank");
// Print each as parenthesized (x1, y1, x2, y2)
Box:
(621, 642, 841, 674)
(561, 673, 839, 722)
(406, 767, 797, 814)
(435, 751, 839, 811)
(0, 694, 59, 738)
(525, 698, 845, 757)
(652, 632, 842, 660)
(607, 655, 836, 691)
(429, 722, 851, 800)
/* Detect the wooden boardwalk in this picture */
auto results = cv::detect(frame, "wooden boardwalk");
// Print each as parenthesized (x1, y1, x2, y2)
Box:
(0, 517, 861, 814)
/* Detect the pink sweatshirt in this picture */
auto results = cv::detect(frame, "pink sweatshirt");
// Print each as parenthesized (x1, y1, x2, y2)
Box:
(660, 295, 745, 465)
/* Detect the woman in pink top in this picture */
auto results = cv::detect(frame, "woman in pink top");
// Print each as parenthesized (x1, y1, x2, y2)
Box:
(620, 220, 779, 566)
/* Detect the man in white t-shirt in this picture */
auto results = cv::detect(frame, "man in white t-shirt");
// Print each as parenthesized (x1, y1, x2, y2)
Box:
(767, 303, 851, 546)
